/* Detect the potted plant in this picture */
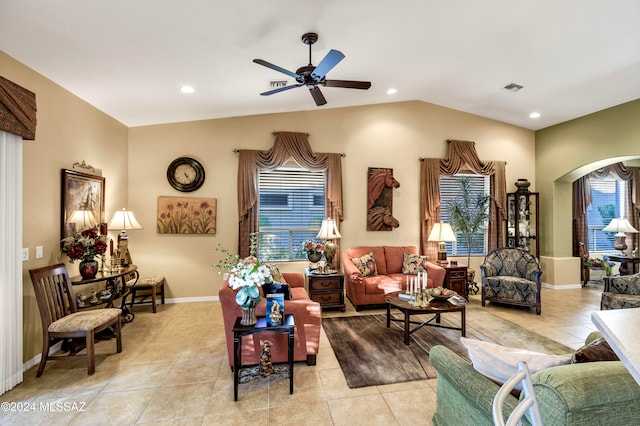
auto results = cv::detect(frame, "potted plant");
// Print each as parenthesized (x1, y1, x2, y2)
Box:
(448, 177, 491, 283)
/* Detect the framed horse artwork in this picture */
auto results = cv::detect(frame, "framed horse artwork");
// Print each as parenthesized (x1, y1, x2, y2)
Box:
(367, 167, 400, 231)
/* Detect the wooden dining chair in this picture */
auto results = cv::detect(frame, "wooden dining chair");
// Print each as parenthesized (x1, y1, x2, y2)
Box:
(29, 263, 123, 377)
(579, 242, 608, 287)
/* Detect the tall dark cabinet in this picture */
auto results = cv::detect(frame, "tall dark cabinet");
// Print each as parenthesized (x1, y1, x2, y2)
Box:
(506, 181, 539, 258)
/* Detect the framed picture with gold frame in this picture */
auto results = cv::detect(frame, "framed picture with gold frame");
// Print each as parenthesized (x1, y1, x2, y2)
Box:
(61, 169, 105, 240)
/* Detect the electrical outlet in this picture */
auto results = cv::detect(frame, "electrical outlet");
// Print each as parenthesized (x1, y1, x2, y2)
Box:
(36, 245, 44, 259)
(22, 248, 29, 261)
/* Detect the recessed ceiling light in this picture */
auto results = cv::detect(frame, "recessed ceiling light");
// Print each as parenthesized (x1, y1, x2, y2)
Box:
(387, 88, 397, 95)
(529, 112, 541, 119)
(180, 86, 195, 94)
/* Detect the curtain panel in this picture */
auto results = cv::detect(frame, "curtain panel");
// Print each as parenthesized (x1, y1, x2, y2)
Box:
(419, 140, 506, 259)
(1, 131, 23, 396)
(572, 163, 639, 256)
(0, 75, 37, 140)
(237, 132, 343, 265)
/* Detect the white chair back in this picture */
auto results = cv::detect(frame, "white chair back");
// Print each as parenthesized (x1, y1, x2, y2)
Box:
(492, 361, 543, 426)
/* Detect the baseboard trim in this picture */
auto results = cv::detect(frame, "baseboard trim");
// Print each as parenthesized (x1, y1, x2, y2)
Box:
(542, 282, 583, 290)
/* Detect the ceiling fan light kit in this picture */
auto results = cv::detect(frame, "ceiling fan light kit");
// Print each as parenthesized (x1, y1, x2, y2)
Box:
(253, 32, 371, 106)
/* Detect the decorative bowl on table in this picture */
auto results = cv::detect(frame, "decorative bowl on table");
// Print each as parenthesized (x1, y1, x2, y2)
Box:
(428, 286, 457, 301)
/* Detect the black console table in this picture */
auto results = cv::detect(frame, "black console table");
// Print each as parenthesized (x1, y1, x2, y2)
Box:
(71, 264, 138, 323)
(232, 314, 294, 401)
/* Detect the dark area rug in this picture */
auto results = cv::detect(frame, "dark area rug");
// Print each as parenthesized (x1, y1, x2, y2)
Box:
(322, 308, 572, 388)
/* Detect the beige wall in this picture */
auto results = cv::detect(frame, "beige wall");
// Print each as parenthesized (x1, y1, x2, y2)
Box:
(128, 101, 535, 300)
(1, 51, 129, 363)
(4, 48, 537, 364)
(535, 99, 640, 286)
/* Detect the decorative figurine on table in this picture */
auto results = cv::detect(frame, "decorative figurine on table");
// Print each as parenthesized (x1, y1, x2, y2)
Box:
(76, 293, 86, 308)
(89, 288, 99, 304)
(260, 341, 274, 377)
(269, 299, 283, 325)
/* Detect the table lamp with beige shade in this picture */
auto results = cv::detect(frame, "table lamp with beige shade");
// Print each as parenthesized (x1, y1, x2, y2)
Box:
(428, 222, 457, 264)
(317, 218, 342, 272)
(603, 217, 639, 255)
(108, 208, 143, 266)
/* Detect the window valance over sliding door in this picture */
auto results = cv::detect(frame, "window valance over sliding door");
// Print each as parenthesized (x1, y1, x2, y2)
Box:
(0, 75, 37, 140)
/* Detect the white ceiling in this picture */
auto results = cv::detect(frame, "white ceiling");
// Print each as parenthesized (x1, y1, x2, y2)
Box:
(1, 1, 639, 130)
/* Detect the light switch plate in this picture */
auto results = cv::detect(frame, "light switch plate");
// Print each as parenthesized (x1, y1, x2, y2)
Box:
(22, 248, 29, 261)
(36, 246, 44, 259)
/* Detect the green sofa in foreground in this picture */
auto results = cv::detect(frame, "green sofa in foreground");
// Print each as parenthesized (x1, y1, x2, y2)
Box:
(431, 336, 640, 425)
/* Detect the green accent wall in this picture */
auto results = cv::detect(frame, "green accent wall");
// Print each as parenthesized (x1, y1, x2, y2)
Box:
(535, 99, 640, 257)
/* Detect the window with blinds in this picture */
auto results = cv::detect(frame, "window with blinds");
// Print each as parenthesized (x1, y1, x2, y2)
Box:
(439, 173, 490, 256)
(257, 165, 326, 261)
(587, 177, 626, 251)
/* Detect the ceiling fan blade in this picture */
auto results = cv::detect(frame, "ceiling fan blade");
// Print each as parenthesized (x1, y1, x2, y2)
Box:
(253, 59, 300, 79)
(308, 86, 327, 106)
(323, 79, 372, 90)
(259, 83, 303, 96)
(311, 49, 345, 81)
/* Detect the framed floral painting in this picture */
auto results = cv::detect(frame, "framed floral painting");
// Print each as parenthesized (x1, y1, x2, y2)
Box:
(157, 196, 217, 234)
(61, 169, 105, 240)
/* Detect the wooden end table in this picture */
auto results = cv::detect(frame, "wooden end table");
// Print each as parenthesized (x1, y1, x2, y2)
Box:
(305, 268, 346, 311)
(232, 314, 295, 401)
(443, 262, 468, 299)
(385, 291, 466, 345)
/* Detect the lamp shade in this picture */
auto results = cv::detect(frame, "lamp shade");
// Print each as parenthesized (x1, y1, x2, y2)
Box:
(602, 217, 638, 235)
(427, 223, 457, 242)
(108, 208, 143, 231)
(316, 218, 342, 240)
(67, 210, 97, 229)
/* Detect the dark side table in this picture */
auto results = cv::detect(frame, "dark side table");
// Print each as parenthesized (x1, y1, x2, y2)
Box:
(232, 314, 295, 401)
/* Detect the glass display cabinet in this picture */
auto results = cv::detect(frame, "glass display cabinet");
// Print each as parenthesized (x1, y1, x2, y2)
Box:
(506, 187, 539, 258)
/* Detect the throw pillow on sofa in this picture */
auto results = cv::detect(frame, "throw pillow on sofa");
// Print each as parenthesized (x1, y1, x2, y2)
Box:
(572, 337, 619, 363)
(402, 252, 428, 274)
(266, 264, 288, 284)
(351, 252, 378, 277)
(460, 337, 571, 389)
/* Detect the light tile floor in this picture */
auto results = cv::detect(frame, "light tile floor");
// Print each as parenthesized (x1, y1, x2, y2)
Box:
(0, 284, 603, 425)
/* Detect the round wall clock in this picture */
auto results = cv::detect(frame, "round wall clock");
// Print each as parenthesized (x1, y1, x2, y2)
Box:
(167, 157, 205, 192)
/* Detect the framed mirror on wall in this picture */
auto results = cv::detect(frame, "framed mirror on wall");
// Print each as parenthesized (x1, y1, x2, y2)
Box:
(61, 169, 105, 240)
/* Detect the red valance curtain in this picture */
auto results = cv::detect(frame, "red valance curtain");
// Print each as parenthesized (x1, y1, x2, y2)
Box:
(0, 76, 37, 140)
(419, 140, 507, 259)
(237, 132, 343, 264)
(572, 162, 639, 256)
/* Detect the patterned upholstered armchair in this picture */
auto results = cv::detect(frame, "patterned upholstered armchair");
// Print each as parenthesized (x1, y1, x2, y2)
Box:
(480, 248, 542, 315)
(601, 273, 640, 310)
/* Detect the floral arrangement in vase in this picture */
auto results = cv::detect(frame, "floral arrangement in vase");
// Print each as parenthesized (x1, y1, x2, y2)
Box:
(61, 227, 107, 263)
(213, 233, 273, 324)
(61, 226, 108, 279)
(584, 255, 614, 275)
(302, 239, 324, 262)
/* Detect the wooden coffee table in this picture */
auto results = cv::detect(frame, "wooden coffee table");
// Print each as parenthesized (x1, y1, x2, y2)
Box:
(385, 291, 466, 345)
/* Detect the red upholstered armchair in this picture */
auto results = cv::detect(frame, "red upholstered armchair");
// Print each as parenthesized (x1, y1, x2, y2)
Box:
(219, 272, 322, 366)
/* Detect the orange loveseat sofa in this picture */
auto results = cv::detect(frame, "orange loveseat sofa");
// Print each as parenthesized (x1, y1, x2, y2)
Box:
(342, 245, 446, 311)
(219, 272, 322, 366)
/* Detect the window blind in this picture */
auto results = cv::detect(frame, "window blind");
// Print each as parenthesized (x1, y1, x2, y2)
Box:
(587, 177, 626, 251)
(258, 167, 326, 261)
(439, 174, 489, 256)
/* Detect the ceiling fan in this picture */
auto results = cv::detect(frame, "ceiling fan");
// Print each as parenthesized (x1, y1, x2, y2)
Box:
(253, 32, 371, 106)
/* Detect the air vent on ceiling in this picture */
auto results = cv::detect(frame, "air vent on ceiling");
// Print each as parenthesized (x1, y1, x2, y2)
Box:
(269, 80, 289, 89)
(503, 83, 524, 92)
